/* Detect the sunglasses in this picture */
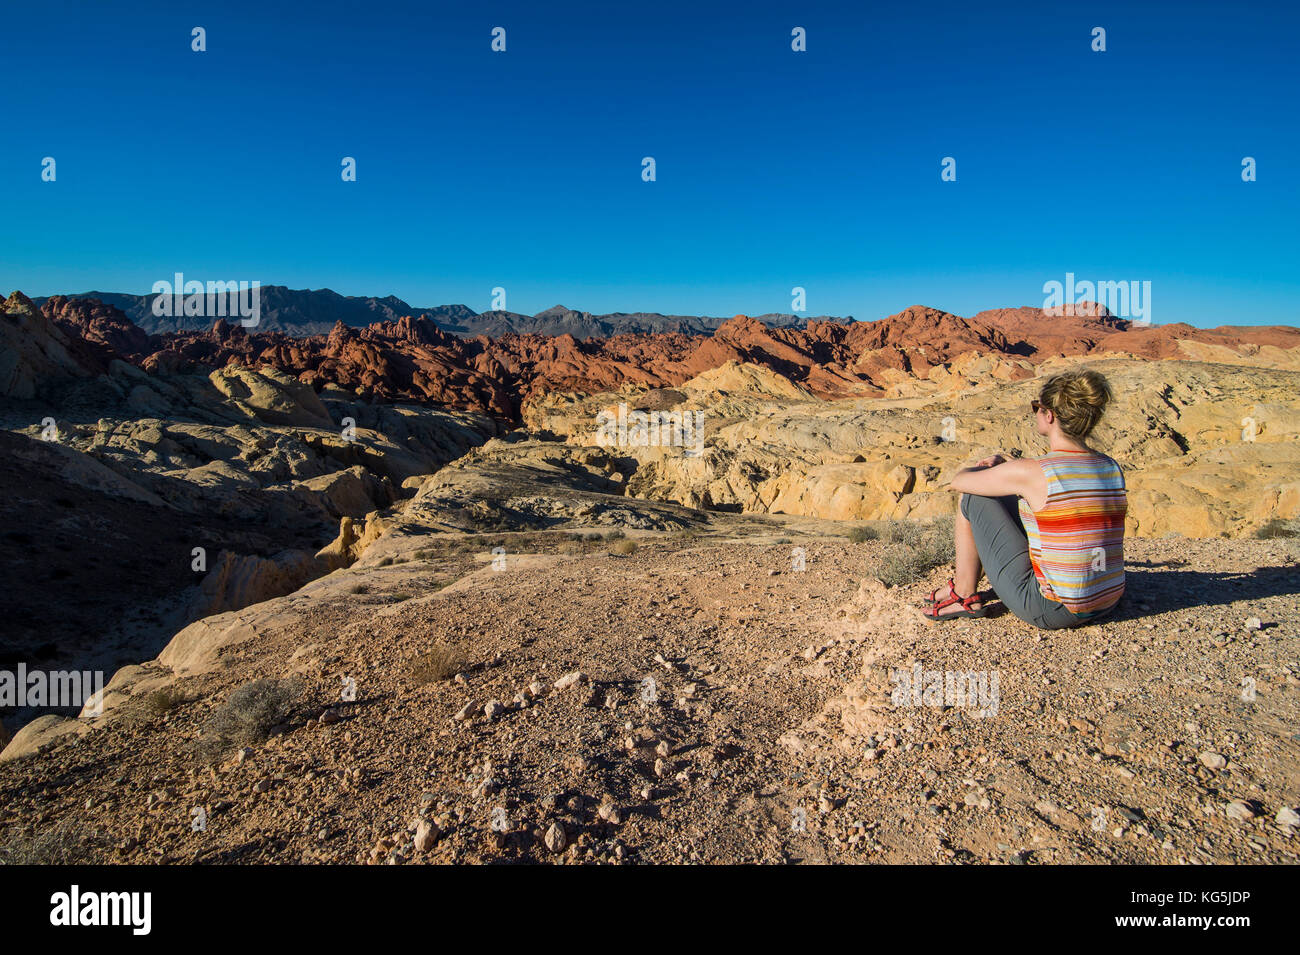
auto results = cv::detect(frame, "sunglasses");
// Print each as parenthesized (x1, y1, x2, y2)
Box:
(1031, 399, 1045, 414)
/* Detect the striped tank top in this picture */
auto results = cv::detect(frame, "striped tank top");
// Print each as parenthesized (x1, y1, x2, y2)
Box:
(1017, 450, 1127, 615)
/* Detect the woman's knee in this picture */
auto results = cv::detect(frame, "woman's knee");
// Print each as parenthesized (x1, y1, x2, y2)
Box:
(960, 492, 1007, 520)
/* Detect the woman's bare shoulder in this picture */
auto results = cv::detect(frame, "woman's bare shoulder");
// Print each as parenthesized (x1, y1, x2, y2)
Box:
(1004, 457, 1045, 476)
(1011, 457, 1050, 510)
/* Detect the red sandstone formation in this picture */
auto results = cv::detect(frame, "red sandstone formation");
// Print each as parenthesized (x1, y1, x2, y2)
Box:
(25, 295, 1300, 421)
(42, 294, 153, 361)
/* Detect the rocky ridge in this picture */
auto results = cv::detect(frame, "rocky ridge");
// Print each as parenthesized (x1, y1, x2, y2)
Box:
(24, 293, 1300, 420)
(33, 287, 827, 338)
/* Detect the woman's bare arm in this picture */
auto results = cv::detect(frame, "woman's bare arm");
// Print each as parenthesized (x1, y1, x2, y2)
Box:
(949, 457, 1044, 506)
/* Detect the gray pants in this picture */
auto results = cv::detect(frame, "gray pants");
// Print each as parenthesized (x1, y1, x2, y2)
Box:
(960, 493, 1094, 631)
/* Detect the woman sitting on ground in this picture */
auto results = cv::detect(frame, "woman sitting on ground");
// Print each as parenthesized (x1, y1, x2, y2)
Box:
(923, 368, 1127, 628)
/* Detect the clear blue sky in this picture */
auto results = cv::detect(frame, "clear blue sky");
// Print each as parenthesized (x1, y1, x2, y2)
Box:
(2, 0, 1296, 326)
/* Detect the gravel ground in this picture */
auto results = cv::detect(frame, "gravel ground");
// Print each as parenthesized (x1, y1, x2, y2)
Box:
(1, 525, 1297, 865)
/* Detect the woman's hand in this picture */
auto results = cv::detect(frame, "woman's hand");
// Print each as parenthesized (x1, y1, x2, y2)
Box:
(972, 453, 1007, 469)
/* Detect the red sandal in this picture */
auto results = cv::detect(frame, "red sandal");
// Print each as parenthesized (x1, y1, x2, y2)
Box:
(922, 579, 957, 608)
(921, 588, 987, 621)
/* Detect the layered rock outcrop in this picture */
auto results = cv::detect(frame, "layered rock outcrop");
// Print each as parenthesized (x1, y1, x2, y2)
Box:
(539, 357, 1300, 539)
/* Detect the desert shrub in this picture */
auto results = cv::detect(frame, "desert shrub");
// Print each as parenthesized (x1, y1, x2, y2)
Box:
(409, 647, 464, 684)
(349, 584, 369, 595)
(0, 818, 86, 865)
(199, 678, 302, 759)
(389, 592, 412, 602)
(880, 521, 922, 546)
(870, 519, 955, 587)
(846, 526, 878, 544)
(560, 541, 585, 556)
(1256, 518, 1300, 539)
(605, 529, 626, 541)
(585, 532, 604, 542)
(378, 556, 395, 567)
(142, 685, 187, 717)
(611, 539, 638, 556)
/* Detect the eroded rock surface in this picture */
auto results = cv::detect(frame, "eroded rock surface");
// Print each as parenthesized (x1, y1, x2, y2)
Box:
(535, 357, 1300, 538)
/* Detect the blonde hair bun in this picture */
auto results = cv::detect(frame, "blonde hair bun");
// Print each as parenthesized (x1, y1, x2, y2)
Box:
(1038, 369, 1112, 439)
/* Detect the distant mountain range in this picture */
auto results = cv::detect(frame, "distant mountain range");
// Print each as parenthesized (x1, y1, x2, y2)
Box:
(31, 287, 839, 339)
(14, 286, 1300, 422)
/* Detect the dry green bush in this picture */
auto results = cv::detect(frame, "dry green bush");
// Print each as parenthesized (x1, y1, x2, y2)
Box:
(1256, 518, 1300, 560)
(871, 519, 955, 587)
(0, 818, 86, 865)
(409, 646, 464, 684)
(141, 685, 187, 717)
(1256, 518, 1299, 539)
(198, 678, 302, 761)
(846, 526, 878, 544)
(611, 539, 638, 556)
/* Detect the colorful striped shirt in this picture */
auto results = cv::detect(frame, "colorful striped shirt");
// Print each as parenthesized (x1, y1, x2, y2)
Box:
(1018, 450, 1127, 615)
